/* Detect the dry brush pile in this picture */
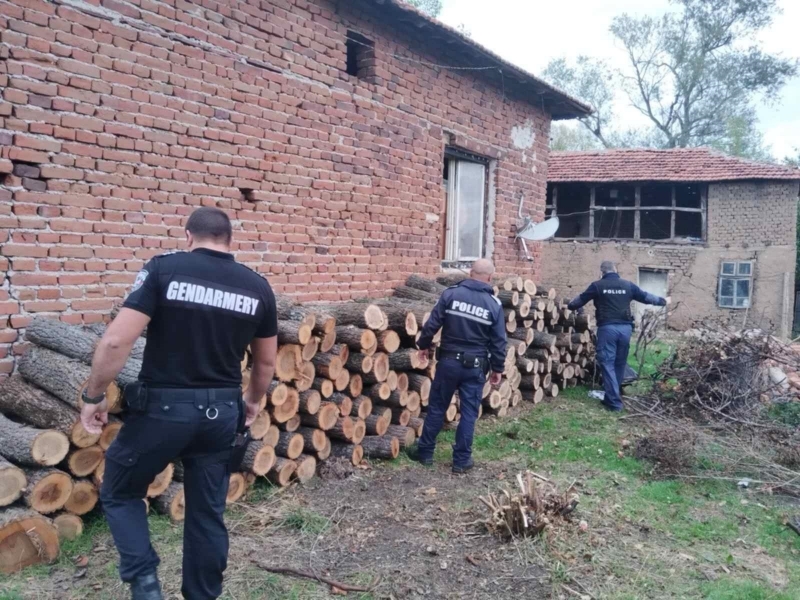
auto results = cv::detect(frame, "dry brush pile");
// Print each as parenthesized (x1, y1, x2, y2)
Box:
(0, 273, 596, 574)
(631, 326, 800, 495)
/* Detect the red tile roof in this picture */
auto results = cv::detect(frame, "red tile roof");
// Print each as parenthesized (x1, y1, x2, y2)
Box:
(548, 148, 800, 183)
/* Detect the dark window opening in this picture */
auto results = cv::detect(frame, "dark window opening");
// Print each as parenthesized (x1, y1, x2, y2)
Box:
(595, 209, 634, 239)
(676, 184, 701, 208)
(641, 183, 672, 207)
(346, 31, 375, 79)
(641, 210, 671, 240)
(675, 211, 702, 238)
(554, 183, 590, 238)
(595, 184, 635, 207)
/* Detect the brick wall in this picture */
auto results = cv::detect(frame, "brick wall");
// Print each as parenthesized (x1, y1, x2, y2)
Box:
(0, 0, 553, 375)
(540, 181, 799, 334)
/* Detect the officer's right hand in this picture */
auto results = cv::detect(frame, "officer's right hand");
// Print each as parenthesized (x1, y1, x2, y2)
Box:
(417, 348, 430, 362)
(243, 397, 260, 427)
(490, 372, 502, 386)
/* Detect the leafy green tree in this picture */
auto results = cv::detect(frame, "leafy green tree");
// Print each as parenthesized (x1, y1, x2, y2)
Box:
(405, 0, 442, 17)
(543, 0, 797, 156)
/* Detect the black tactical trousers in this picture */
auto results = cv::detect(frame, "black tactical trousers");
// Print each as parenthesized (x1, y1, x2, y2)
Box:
(100, 388, 239, 600)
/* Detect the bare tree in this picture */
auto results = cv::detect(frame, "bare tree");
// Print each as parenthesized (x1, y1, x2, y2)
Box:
(610, 0, 796, 149)
(405, 0, 442, 17)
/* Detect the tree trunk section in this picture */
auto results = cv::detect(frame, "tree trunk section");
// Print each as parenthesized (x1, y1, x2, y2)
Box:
(67, 446, 103, 478)
(300, 402, 338, 431)
(63, 479, 98, 516)
(348, 373, 363, 398)
(311, 377, 334, 399)
(388, 349, 427, 371)
(226, 473, 247, 504)
(22, 468, 73, 514)
(314, 304, 385, 330)
(241, 440, 276, 476)
(371, 406, 391, 421)
(359, 435, 399, 459)
(294, 362, 315, 392)
(146, 463, 174, 498)
(98, 421, 123, 451)
(351, 419, 366, 445)
(0, 508, 59, 573)
(393, 285, 440, 304)
(0, 376, 98, 448)
(250, 410, 272, 441)
(346, 353, 373, 374)
(269, 388, 299, 424)
(364, 414, 389, 436)
(407, 417, 424, 437)
(266, 381, 289, 408)
(298, 390, 321, 415)
(18, 346, 121, 412)
(405, 274, 446, 295)
(266, 457, 296, 487)
(152, 482, 185, 522)
(294, 455, 316, 484)
(530, 331, 556, 351)
(377, 330, 400, 354)
(390, 408, 411, 426)
(301, 337, 319, 362)
(53, 512, 83, 541)
(316, 437, 331, 461)
(0, 456, 26, 507)
(277, 320, 313, 346)
(278, 414, 301, 433)
(327, 416, 355, 442)
(385, 425, 415, 449)
(311, 353, 343, 380)
(0, 414, 69, 468)
(335, 326, 376, 352)
(395, 372, 409, 393)
(328, 393, 352, 418)
(406, 373, 431, 402)
(262, 425, 280, 448)
(297, 427, 327, 453)
(350, 395, 372, 420)
(333, 369, 350, 393)
(377, 304, 419, 336)
(275, 345, 302, 382)
(274, 432, 303, 460)
(329, 443, 363, 466)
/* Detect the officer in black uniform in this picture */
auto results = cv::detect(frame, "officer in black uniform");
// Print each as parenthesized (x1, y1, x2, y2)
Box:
(80, 207, 278, 600)
(408, 259, 507, 473)
(567, 260, 669, 411)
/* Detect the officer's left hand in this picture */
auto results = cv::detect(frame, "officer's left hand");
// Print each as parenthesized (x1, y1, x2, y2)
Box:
(244, 399, 260, 428)
(417, 348, 430, 362)
(489, 372, 502, 386)
(81, 400, 109, 435)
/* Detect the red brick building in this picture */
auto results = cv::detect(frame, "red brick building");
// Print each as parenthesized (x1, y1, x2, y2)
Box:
(541, 149, 800, 336)
(0, 0, 589, 373)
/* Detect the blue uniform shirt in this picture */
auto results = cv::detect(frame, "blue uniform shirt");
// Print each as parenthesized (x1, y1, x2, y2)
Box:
(567, 272, 666, 326)
(417, 279, 508, 373)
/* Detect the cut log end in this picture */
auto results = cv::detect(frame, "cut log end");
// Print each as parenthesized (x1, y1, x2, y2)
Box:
(54, 512, 83, 541)
(98, 421, 122, 451)
(0, 460, 26, 507)
(226, 473, 247, 505)
(267, 457, 297, 487)
(64, 480, 98, 516)
(294, 455, 317, 484)
(67, 446, 104, 478)
(24, 469, 73, 515)
(0, 508, 60, 574)
(32, 430, 71, 467)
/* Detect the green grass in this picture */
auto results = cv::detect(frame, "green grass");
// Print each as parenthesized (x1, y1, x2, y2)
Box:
(278, 507, 330, 536)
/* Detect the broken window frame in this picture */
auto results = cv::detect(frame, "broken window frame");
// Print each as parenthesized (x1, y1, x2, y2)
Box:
(718, 261, 753, 309)
(443, 148, 489, 264)
(546, 182, 707, 242)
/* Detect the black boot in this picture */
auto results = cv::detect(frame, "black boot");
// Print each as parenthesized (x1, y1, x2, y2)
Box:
(406, 443, 433, 466)
(130, 572, 163, 600)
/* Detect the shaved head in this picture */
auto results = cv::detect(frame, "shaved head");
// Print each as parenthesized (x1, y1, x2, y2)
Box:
(470, 259, 495, 283)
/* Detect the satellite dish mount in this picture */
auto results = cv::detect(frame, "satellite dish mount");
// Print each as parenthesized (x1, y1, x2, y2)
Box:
(515, 194, 559, 261)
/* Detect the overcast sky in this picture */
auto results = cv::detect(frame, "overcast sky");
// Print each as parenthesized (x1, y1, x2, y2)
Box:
(438, 0, 800, 159)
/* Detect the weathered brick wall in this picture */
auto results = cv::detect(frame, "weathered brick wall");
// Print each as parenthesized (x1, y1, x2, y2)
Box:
(0, 0, 551, 374)
(540, 181, 799, 334)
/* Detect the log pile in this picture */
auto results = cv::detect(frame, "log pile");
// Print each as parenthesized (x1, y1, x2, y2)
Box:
(0, 275, 595, 574)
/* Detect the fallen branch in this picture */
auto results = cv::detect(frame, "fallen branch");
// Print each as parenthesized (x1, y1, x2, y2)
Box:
(250, 559, 381, 593)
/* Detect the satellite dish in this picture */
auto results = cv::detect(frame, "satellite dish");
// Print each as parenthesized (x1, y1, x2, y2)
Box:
(517, 217, 560, 241)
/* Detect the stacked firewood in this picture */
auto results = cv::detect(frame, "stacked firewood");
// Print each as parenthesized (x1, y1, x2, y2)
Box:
(0, 273, 594, 574)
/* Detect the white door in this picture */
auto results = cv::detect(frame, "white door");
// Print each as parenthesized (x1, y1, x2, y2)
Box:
(634, 268, 668, 324)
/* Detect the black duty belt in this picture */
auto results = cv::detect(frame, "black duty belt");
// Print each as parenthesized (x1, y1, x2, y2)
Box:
(145, 387, 242, 404)
(436, 348, 489, 370)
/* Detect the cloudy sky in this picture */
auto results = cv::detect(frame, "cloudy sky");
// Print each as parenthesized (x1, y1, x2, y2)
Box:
(437, 0, 799, 159)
